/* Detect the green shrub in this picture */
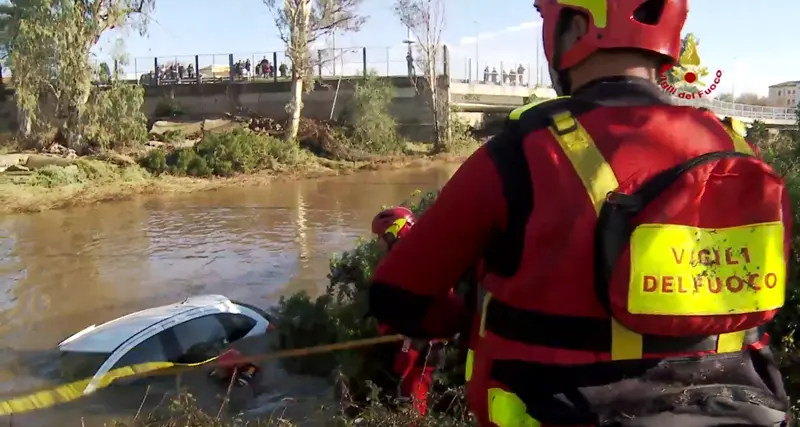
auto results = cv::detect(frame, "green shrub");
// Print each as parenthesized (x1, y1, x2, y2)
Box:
(349, 72, 405, 154)
(139, 148, 168, 176)
(28, 159, 148, 188)
(138, 130, 300, 177)
(83, 82, 148, 150)
(442, 117, 479, 155)
(161, 129, 186, 145)
(29, 164, 83, 187)
(75, 158, 118, 182)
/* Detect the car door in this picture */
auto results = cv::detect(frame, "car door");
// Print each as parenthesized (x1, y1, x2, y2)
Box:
(109, 331, 175, 386)
(169, 314, 230, 364)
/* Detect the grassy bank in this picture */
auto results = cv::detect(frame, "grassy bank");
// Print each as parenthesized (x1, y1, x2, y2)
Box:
(0, 142, 475, 215)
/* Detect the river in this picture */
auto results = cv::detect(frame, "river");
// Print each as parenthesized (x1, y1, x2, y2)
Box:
(0, 164, 460, 426)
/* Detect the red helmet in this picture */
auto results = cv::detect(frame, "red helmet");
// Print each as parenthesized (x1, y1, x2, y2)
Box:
(372, 206, 415, 240)
(538, 0, 688, 71)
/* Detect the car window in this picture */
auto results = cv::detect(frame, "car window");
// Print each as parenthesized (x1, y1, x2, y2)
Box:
(112, 333, 167, 369)
(171, 315, 229, 363)
(59, 351, 110, 381)
(217, 313, 257, 342)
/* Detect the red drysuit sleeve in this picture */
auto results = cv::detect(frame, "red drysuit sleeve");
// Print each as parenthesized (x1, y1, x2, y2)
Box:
(368, 143, 507, 339)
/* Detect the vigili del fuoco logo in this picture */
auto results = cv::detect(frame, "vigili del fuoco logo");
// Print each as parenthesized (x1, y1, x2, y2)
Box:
(659, 33, 722, 99)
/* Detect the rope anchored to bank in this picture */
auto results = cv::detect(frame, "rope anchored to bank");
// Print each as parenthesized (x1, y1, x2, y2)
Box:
(0, 334, 406, 416)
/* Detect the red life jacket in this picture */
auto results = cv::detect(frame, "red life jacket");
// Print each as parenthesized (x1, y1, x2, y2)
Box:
(475, 98, 791, 427)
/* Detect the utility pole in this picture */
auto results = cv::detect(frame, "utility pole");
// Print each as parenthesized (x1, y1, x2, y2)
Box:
(403, 26, 415, 79)
(536, 39, 539, 86)
(332, 31, 336, 76)
(474, 21, 479, 81)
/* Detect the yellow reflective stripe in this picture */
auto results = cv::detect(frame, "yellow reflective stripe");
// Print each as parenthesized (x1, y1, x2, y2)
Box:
(610, 319, 643, 360)
(479, 291, 492, 338)
(0, 357, 214, 415)
(727, 128, 753, 155)
(465, 349, 474, 382)
(549, 111, 619, 215)
(549, 111, 642, 360)
(385, 218, 407, 238)
(557, 0, 608, 28)
(717, 330, 747, 353)
(721, 117, 753, 155)
(488, 388, 541, 427)
(508, 96, 570, 121)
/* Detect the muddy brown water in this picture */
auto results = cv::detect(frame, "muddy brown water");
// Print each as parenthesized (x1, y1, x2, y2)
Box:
(0, 164, 459, 426)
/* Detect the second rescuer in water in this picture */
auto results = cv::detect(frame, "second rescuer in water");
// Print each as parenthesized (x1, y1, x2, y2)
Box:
(369, 207, 442, 416)
(367, 0, 792, 426)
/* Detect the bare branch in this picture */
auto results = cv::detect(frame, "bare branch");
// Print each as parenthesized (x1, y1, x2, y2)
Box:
(262, 0, 367, 141)
(393, 0, 448, 150)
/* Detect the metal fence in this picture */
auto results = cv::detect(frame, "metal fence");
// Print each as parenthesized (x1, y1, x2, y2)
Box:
(89, 46, 539, 87)
(671, 97, 796, 122)
(91, 46, 447, 84)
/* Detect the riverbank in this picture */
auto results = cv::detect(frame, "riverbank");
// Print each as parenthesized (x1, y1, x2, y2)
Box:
(0, 147, 472, 215)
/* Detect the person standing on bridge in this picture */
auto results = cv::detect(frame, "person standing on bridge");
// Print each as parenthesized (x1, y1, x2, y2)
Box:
(367, 0, 792, 426)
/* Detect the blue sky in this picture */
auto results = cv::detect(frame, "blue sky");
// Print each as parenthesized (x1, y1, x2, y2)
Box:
(95, 0, 798, 96)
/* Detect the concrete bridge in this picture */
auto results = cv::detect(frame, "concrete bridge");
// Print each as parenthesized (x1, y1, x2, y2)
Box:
(450, 82, 797, 127)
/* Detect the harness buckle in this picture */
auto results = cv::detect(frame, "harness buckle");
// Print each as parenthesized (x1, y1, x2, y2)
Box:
(550, 111, 579, 136)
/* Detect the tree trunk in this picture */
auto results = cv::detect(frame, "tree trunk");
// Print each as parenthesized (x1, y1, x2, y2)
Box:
(430, 89, 444, 153)
(286, 76, 304, 142)
(284, 0, 311, 143)
(15, 101, 31, 138)
(63, 106, 85, 153)
(63, 88, 91, 153)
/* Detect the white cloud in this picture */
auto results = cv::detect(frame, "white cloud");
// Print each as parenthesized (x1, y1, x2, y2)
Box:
(455, 20, 542, 46)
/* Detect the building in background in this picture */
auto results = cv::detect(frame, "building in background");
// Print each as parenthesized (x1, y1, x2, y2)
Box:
(767, 80, 800, 107)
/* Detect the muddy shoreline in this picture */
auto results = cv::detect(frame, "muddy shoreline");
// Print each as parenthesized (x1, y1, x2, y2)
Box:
(0, 154, 468, 215)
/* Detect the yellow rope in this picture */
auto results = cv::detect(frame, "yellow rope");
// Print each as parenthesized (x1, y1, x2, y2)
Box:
(0, 334, 405, 416)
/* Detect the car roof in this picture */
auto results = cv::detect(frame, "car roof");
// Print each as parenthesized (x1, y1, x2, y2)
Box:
(58, 295, 236, 354)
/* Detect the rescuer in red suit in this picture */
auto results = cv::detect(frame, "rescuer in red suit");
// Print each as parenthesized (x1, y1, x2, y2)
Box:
(367, 0, 793, 426)
(208, 348, 260, 387)
(366, 206, 452, 416)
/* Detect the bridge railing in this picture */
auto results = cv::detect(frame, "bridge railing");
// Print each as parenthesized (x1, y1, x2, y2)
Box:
(670, 97, 796, 122)
(90, 46, 442, 85)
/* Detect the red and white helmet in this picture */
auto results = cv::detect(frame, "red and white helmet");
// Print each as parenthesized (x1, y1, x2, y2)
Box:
(537, 0, 688, 71)
(372, 206, 415, 242)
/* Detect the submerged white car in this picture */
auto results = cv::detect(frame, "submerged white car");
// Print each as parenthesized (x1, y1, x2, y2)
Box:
(57, 295, 273, 394)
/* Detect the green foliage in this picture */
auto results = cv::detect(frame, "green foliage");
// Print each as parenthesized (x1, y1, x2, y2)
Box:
(139, 130, 302, 177)
(83, 81, 148, 150)
(442, 116, 479, 155)
(349, 72, 404, 154)
(748, 120, 770, 146)
(161, 129, 185, 144)
(7, 0, 154, 147)
(97, 62, 111, 83)
(138, 148, 168, 175)
(28, 159, 148, 187)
